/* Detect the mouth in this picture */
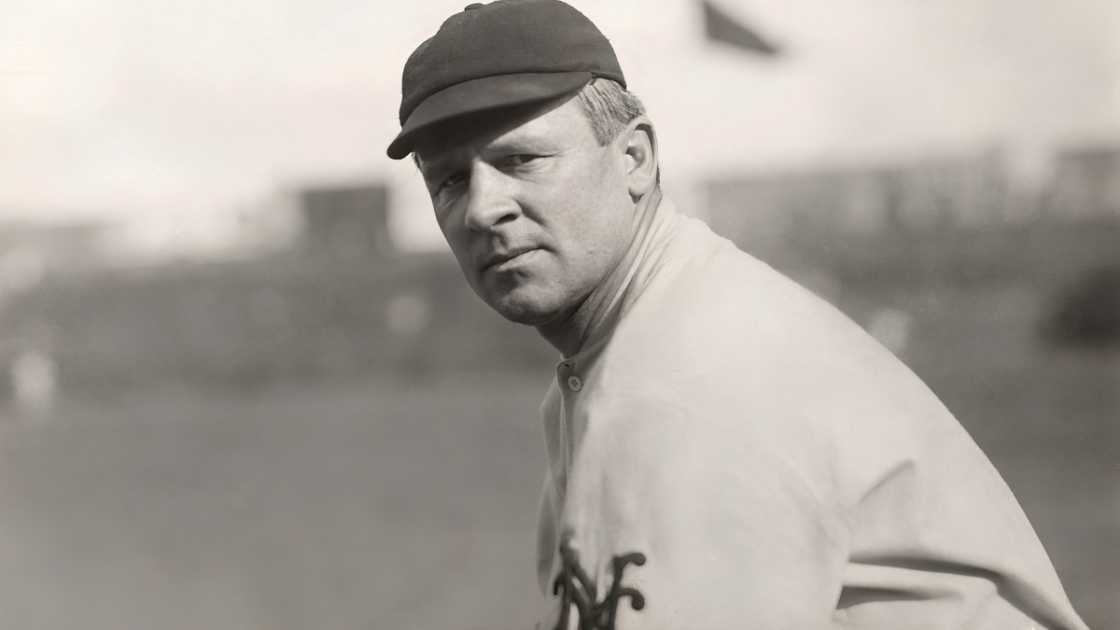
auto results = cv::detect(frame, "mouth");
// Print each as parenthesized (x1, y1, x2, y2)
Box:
(481, 247, 540, 273)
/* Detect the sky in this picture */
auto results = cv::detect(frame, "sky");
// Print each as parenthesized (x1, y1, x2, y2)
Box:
(2, 0, 1118, 249)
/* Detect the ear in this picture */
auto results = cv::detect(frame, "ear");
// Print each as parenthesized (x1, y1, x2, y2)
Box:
(619, 116, 658, 199)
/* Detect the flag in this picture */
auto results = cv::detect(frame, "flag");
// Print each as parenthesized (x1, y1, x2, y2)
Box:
(701, 0, 781, 56)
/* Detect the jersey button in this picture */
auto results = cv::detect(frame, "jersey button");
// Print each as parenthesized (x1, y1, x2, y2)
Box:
(566, 375, 583, 392)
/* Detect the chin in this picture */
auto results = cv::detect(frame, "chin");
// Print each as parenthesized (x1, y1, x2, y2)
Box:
(491, 300, 558, 327)
(485, 289, 566, 327)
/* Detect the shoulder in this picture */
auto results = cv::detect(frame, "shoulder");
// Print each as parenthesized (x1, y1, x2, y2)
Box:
(593, 218, 969, 498)
(605, 216, 890, 396)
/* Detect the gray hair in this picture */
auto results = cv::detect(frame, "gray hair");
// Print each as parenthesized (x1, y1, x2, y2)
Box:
(575, 78, 648, 145)
(575, 78, 659, 185)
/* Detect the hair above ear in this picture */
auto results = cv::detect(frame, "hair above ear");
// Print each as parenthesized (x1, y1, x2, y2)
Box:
(572, 78, 661, 195)
(576, 78, 646, 144)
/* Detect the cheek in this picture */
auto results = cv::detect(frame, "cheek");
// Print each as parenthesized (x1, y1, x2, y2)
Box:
(436, 223, 477, 280)
(570, 177, 630, 254)
(435, 204, 467, 251)
(562, 159, 627, 232)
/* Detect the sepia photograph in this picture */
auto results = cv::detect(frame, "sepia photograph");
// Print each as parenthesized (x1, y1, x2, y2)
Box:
(1, 1, 1117, 628)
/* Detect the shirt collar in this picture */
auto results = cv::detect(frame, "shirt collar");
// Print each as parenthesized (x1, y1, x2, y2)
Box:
(561, 187, 680, 365)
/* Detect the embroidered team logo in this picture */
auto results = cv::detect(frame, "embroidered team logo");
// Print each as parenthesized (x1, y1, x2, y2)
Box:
(550, 534, 647, 630)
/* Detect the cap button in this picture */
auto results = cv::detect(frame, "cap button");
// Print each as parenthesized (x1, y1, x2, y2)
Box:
(464, 3, 485, 9)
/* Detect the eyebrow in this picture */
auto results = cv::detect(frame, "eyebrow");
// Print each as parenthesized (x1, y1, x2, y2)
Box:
(415, 150, 461, 181)
(482, 136, 552, 156)
(420, 133, 555, 175)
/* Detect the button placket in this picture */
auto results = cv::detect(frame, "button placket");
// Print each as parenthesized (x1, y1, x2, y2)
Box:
(557, 360, 582, 392)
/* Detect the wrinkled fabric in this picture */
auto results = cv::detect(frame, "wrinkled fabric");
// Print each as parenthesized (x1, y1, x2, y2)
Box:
(534, 196, 1088, 630)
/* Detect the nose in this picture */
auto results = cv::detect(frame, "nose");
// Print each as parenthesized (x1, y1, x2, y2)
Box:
(463, 162, 520, 231)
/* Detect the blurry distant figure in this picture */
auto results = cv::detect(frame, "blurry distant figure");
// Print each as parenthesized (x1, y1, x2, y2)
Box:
(11, 348, 57, 419)
(0, 246, 55, 419)
(1043, 266, 1120, 348)
(385, 2, 1088, 628)
(866, 307, 914, 356)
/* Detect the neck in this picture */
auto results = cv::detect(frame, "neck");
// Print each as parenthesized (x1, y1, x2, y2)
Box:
(537, 186, 669, 358)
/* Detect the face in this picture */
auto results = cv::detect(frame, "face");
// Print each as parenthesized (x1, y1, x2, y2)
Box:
(415, 98, 635, 327)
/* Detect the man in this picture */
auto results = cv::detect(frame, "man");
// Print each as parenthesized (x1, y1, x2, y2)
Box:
(387, 1, 1090, 628)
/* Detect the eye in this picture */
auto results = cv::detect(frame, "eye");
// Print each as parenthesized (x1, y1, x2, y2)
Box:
(433, 170, 468, 196)
(500, 153, 541, 168)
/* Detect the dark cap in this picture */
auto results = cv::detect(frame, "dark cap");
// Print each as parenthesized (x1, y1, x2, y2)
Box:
(386, 0, 626, 159)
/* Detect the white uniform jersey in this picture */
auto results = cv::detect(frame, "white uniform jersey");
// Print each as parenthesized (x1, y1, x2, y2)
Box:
(535, 196, 1088, 630)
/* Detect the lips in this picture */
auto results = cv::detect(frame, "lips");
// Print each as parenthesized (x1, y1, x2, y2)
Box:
(480, 246, 539, 272)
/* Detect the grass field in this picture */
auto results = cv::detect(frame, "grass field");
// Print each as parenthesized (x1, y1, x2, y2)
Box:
(0, 374, 552, 629)
(0, 287, 1116, 629)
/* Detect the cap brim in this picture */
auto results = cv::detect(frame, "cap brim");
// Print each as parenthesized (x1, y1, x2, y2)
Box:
(386, 71, 591, 159)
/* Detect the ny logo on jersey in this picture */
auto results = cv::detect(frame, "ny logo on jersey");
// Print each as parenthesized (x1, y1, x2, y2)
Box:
(550, 534, 646, 630)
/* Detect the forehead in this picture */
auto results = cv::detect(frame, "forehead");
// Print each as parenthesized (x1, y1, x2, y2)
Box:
(414, 97, 595, 170)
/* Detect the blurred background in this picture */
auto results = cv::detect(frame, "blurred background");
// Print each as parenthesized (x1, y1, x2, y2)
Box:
(1, 0, 1117, 628)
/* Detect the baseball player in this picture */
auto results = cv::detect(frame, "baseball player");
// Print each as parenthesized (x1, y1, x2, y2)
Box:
(386, 1, 1090, 628)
